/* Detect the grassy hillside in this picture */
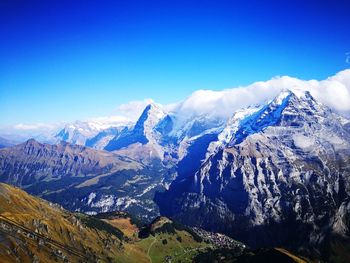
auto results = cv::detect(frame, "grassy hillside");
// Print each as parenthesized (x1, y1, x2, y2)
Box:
(135, 216, 213, 263)
(0, 183, 129, 262)
(95, 211, 142, 240)
(0, 183, 211, 263)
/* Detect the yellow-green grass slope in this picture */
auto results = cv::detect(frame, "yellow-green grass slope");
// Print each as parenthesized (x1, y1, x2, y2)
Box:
(0, 183, 210, 263)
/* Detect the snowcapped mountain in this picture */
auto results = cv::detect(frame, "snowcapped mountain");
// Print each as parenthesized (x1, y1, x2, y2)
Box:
(105, 103, 165, 149)
(104, 102, 168, 162)
(157, 89, 350, 250)
(55, 121, 98, 145)
(104, 101, 227, 169)
(55, 117, 131, 148)
(85, 126, 129, 150)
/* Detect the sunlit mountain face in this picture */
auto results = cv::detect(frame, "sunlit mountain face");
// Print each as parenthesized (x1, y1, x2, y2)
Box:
(1, 1, 350, 262)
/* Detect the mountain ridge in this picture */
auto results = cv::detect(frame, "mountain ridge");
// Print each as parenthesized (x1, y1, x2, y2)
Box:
(157, 90, 350, 256)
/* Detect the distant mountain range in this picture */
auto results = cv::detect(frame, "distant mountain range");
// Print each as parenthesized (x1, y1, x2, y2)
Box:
(1, 89, 350, 261)
(0, 136, 16, 149)
(55, 119, 132, 149)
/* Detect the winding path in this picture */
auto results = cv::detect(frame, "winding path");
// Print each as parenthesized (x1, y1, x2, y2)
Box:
(147, 236, 157, 263)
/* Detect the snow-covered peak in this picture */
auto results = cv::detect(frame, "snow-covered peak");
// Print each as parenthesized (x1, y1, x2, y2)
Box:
(85, 116, 132, 130)
(133, 103, 166, 136)
(55, 117, 132, 146)
(55, 122, 96, 145)
(206, 105, 262, 157)
(138, 103, 166, 124)
(104, 103, 167, 153)
(167, 114, 224, 140)
(229, 90, 316, 145)
(148, 102, 166, 118)
(140, 104, 167, 151)
(206, 89, 327, 154)
(271, 88, 319, 105)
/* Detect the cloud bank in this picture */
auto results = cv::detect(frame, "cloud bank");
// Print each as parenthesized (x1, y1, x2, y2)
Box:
(1, 69, 350, 141)
(173, 69, 350, 119)
(115, 98, 155, 121)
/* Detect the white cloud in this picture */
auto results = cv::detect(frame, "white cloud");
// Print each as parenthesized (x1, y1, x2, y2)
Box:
(172, 69, 350, 119)
(86, 115, 131, 130)
(115, 98, 155, 121)
(12, 123, 57, 131)
(0, 122, 62, 143)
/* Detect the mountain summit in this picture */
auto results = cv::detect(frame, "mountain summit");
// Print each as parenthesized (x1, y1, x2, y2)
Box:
(105, 103, 166, 152)
(157, 90, 350, 251)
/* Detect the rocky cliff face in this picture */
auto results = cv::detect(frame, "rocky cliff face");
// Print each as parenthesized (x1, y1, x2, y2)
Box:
(157, 90, 350, 250)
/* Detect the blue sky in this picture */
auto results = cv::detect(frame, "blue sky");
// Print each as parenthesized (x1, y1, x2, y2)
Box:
(1, 0, 350, 126)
